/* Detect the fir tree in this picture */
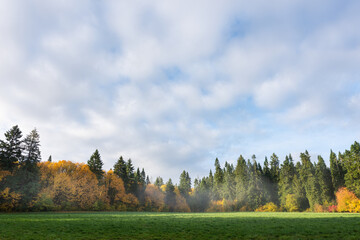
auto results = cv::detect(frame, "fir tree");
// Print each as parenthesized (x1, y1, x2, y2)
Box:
(329, 150, 345, 191)
(22, 129, 41, 171)
(165, 178, 176, 211)
(87, 149, 103, 180)
(179, 170, 191, 197)
(213, 158, 224, 200)
(315, 155, 334, 204)
(0, 125, 23, 171)
(235, 155, 248, 205)
(278, 154, 295, 208)
(154, 176, 164, 188)
(113, 156, 127, 181)
(343, 141, 360, 196)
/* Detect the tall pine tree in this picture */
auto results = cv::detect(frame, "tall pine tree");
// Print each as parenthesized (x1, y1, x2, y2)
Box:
(87, 149, 103, 180)
(0, 125, 23, 171)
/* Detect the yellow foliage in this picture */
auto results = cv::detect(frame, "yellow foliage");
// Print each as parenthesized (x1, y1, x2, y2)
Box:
(255, 202, 278, 212)
(206, 199, 225, 212)
(0, 187, 21, 212)
(336, 187, 359, 212)
(0, 170, 11, 182)
(285, 194, 299, 212)
(160, 184, 166, 192)
(36, 160, 102, 210)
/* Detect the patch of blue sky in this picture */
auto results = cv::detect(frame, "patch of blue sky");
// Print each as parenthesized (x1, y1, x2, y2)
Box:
(162, 66, 186, 82)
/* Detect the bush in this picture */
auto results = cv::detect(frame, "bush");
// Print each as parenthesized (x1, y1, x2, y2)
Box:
(255, 202, 278, 212)
(336, 187, 359, 212)
(285, 194, 299, 212)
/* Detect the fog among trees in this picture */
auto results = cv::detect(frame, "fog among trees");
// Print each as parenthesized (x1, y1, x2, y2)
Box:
(1, 126, 360, 212)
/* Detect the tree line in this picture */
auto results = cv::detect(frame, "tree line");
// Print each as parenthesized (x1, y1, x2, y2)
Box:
(0, 125, 360, 212)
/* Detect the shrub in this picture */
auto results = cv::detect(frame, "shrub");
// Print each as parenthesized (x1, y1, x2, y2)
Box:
(255, 202, 278, 212)
(328, 205, 337, 213)
(336, 187, 359, 212)
(285, 194, 299, 212)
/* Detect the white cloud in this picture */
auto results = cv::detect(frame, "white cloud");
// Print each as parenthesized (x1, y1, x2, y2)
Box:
(0, 0, 360, 181)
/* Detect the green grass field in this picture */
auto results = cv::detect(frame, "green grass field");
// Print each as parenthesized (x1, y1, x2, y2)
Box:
(1, 212, 360, 239)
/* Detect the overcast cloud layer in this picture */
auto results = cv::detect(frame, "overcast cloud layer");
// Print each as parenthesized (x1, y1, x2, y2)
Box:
(1, 0, 360, 182)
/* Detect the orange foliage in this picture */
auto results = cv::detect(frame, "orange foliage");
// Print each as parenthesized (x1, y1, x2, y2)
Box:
(0, 170, 11, 182)
(36, 161, 102, 210)
(336, 187, 360, 212)
(207, 199, 225, 212)
(174, 189, 190, 212)
(255, 202, 279, 212)
(0, 187, 21, 211)
(144, 184, 165, 211)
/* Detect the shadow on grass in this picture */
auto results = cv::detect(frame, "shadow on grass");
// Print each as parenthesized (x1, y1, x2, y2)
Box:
(0, 212, 360, 239)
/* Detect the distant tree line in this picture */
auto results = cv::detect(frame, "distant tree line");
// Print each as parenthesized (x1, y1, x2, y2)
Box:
(1, 125, 360, 212)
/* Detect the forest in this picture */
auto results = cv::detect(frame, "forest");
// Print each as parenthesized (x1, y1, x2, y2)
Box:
(0, 125, 360, 213)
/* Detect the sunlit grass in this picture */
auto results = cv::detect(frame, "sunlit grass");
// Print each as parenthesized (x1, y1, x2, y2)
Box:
(1, 212, 360, 239)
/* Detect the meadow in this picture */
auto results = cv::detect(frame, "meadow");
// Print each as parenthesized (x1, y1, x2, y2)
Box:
(1, 212, 360, 239)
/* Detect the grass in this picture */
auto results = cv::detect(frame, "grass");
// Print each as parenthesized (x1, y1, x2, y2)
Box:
(1, 212, 360, 239)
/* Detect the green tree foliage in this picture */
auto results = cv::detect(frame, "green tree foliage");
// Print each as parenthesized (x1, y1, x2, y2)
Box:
(235, 155, 248, 205)
(278, 155, 295, 208)
(126, 159, 136, 193)
(87, 149, 103, 180)
(293, 162, 309, 210)
(189, 177, 211, 212)
(329, 150, 345, 191)
(154, 177, 164, 188)
(22, 129, 41, 171)
(179, 170, 191, 198)
(213, 158, 223, 200)
(222, 162, 235, 201)
(343, 142, 360, 196)
(165, 179, 176, 211)
(315, 155, 334, 203)
(0, 125, 23, 171)
(299, 151, 320, 209)
(113, 156, 127, 181)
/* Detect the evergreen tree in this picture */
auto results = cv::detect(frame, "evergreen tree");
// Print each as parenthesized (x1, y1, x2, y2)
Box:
(299, 151, 320, 209)
(235, 155, 248, 205)
(47, 155, 52, 162)
(22, 129, 41, 171)
(343, 141, 360, 196)
(263, 157, 271, 179)
(126, 159, 136, 193)
(113, 156, 127, 182)
(165, 178, 176, 211)
(278, 155, 295, 208)
(87, 149, 103, 180)
(141, 168, 146, 185)
(222, 162, 235, 200)
(246, 156, 267, 210)
(146, 175, 151, 185)
(213, 158, 224, 200)
(293, 162, 309, 210)
(329, 150, 345, 191)
(315, 155, 334, 204)
(189, 177, 211, 212)
(154, 176, 164, 188)
(270, 153, 280, 182)
(179, 170, 191, 198)
(0, 125, 23, 171)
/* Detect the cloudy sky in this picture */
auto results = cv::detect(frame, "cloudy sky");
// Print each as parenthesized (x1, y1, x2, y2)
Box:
(1, 0, 360, 182)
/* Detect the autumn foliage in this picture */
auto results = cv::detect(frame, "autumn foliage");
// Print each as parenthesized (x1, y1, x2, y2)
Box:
(335, 187, 360, 213)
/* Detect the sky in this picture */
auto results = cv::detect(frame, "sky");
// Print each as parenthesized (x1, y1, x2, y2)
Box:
(1, 0, 360, 183)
